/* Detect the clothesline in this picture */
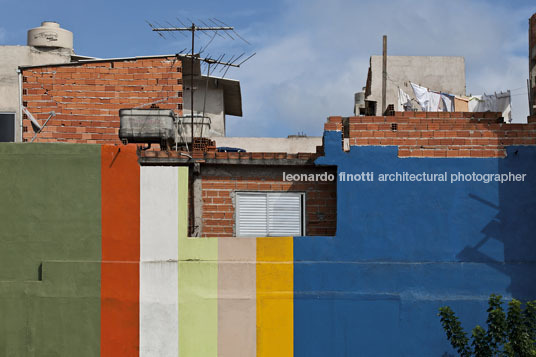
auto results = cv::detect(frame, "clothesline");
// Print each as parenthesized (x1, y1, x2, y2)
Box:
(387, 75, 455, 97)
(396, 82, 512, 122)
(388, 74, 515, 99)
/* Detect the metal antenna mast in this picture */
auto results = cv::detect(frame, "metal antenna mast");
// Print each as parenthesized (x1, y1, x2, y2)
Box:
(152, 23, 233, 145)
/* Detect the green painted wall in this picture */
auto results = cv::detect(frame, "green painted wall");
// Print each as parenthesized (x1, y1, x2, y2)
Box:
(178, 167, 218, 356)
(0, 143, 101, 356)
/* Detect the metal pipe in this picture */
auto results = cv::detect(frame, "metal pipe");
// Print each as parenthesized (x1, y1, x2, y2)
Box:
(382, 35, 387, 115)
(152, 26, 232, 31)
(528, 79, 533, 117)
(191, 23, 195, 148)
(30, 111, 55, 143)
(17, 69, 23, 142)
(200, 63, 210, 138)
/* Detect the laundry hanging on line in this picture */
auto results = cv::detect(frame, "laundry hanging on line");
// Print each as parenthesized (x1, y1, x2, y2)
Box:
(397, 87, 413, 111)
(440, 93, 454, 112)
(468, 91, 512, 122)
(404, 82, 512, 121)
(410, 83, 430, 111)
(429, 91, 441, 112)
(454, 96, 469, 112)
(409, 82, 441, 111)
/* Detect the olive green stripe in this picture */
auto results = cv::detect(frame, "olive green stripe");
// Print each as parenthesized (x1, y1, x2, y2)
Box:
(0, 143, 101, 356)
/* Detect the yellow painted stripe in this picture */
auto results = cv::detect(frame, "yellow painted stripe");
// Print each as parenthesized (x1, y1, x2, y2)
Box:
(256, 237, 293, 357)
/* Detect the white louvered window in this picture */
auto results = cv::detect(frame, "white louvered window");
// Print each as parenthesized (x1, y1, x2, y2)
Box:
(236, 192, 304, 237)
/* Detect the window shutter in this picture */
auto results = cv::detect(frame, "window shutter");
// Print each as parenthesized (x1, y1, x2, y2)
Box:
(236, 193, 268, 236)
(236, 192, 304, 237)
(267, 193, 303, 236)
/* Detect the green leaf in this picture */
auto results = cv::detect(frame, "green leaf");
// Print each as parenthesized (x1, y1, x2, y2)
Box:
(439, 306, 472, 357)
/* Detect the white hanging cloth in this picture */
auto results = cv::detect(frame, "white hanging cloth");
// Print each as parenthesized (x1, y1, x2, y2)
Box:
(496, 91, 512, 122)
(397, 87, 413, 111)
(410, 82, 430, 111)
(429, 92, 441, 112)
(468, 95, 483, 112)
(441, 93, 454, 112)
(467, 91, 511, 122)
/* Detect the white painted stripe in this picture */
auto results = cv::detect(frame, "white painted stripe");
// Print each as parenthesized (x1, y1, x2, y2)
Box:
(140, 262, 179, 356)
(140, 166, 179, 262)
(140, 166, 179, 357)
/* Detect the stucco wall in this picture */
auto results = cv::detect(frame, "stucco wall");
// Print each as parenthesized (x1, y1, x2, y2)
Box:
(183, 78, 225, 137)
(296, 130, 536, 355)
(0, 143, 141, 356)
(1, 132, 536, 356)
(367, 55, 466, 113)
(0, 143, 101, 356)
(210, 136, 322, 153)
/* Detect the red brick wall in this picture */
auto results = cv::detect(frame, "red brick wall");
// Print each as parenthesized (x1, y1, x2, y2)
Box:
(200, 169, 337, 237)
(326, 113, 536, 158)
(21, 56, 182, 144)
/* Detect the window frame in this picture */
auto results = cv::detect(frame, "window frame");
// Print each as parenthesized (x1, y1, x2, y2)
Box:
(235, 191, 305, 237)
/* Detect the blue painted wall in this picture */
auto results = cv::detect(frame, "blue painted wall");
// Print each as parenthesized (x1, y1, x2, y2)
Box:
(294, 131, 536, 356)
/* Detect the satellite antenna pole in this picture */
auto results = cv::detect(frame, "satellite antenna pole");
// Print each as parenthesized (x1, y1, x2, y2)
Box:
(152, 22, 234, 146)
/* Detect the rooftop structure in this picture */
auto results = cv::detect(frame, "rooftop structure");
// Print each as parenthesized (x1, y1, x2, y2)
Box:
(1, 22, 244, 144)
(360, 55, 466, 115)
(2, 109, 536, 355)
(0, 22, 88, 142)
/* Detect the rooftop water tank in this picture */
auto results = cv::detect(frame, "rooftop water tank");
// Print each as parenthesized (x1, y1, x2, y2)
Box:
(119, 108, 176, 148)
(354, 91, 365, 115)
(27, 21, 73, 50)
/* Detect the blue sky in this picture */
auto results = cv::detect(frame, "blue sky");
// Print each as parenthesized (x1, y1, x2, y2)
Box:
(1, 0, 535, 136)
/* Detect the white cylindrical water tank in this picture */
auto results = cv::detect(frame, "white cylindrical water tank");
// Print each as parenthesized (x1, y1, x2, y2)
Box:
(27, 21, 73, 50)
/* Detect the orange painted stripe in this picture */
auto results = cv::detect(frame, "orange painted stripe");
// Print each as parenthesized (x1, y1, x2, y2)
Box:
(101, 145, 140, 357)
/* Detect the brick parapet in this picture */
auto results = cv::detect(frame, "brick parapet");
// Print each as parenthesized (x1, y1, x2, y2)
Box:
(21, 56, 183, 144)
(325, 114, 536, 158)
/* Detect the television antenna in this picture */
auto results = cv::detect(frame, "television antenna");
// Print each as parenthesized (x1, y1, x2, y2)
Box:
(148, 18, 255, 146)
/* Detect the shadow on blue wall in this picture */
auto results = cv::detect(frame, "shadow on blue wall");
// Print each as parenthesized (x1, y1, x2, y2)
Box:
(293, 131, 536, 356)
(458, 147, 536, 300)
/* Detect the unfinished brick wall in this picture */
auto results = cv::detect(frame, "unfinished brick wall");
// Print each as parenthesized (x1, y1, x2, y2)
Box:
(326, 113, 536, 158)
(200, 167, 337, 237)
(21, 56, 182, 144)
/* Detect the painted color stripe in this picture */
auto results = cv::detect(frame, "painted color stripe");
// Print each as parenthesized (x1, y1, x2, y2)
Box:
(140, 166, 179, 356)
(218, 238, 257, 357)
(101, 145, 140, 356)
(256, 237, 294, 357)
(178, 167, 218, 357)
(0, 143, 101, 356)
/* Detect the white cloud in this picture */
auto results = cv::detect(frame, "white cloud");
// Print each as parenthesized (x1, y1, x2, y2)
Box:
(223, 0, 536, 136)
